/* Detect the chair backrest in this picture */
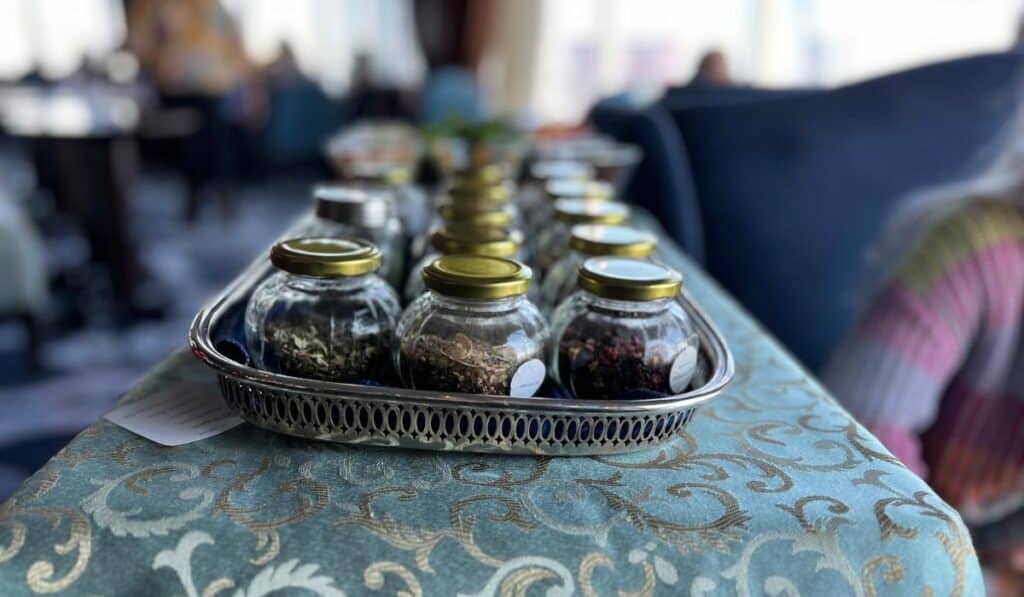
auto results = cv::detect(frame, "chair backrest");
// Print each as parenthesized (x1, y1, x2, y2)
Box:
(588, 100, 706, 263)
(667, 52, 1024, 370)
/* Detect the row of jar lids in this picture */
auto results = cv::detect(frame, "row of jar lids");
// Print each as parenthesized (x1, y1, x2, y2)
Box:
(270, 237, 680, 302)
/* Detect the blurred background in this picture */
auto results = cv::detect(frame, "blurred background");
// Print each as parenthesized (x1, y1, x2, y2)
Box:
(0, 0, 1023, 570)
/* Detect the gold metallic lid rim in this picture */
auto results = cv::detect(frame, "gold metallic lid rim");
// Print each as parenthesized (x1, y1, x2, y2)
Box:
(430, 229, 519, 257)
(270, 237, 382, 277)
(577, 258, 681, 301)
(448, 182, 512, 203)
(553, 199, 630, 224)
(569, 225, 657, 257)
(437, 204, 514, 227)
(556, 211, 629, 224)
(422, 255, 531, 299)
(545, 180, 614, 202)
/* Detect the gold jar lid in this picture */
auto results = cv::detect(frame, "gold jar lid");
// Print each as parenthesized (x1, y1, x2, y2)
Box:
(430, 227, 519, 257)
(545, 179, 613, 202)
(578, 257, 681, 301)
(554, 198, 629, 225)
(448, 180, 512, 205)
(270, 237, 381, 277)
(438, 203, 514, 228)
(569, 225, 657, 257)
(348, 162, 412, 185)
(452, 163, 506, 185)
(530, 159, 594, 181)
(423, 255, 531, 299)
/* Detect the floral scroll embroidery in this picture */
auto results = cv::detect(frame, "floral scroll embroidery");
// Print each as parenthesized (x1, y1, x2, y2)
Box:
(153, 531, 344, 597)
(83, 463, 214, 538)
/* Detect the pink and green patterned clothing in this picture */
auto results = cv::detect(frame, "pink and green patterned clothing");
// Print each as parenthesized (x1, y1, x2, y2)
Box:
(824, 200, 1024, 566)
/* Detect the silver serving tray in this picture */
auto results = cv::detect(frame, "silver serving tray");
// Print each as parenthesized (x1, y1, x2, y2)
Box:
(189, 239, 734, 455)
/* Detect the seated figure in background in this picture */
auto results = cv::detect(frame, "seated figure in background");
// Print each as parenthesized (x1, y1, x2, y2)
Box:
(685, 49, 735, 89)
(823, 119, 1024, 592)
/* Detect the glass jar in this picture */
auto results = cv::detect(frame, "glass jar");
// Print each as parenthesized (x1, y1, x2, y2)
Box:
(396, 255, 549, 396)
(535, 199, 630, 275)
(533, 179, 614, 232)
(408, 202, 518, 267)
(245, 238, 402, 383)
(404, 227, 523, 304)
(539, 224, 657, 313)
(349, 162, 432, 241)
(299, 184, 405, 288)
(521, 159, 595, 229)
(444, 180, 521, 226)
(549, 257, 698, 400)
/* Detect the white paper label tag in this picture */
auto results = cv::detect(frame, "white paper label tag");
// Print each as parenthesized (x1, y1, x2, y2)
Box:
(509, 358, 546, 397)
(669, 344, 698, 394)
(105, 380, 243, 446)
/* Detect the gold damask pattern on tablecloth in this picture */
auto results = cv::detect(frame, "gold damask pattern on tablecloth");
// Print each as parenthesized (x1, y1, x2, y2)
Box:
(0, 226, 982, 596)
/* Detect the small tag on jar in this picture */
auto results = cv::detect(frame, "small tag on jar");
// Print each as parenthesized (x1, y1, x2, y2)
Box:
(669, 344, 698, 394)
(510, 358, 546, 397)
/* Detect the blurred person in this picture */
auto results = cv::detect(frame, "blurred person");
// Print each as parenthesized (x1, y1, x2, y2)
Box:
(823, 114, 1024, 593)
(685, 49, 735, 88)
(348, 53, 412, 120)
(127, 0, 267, 221)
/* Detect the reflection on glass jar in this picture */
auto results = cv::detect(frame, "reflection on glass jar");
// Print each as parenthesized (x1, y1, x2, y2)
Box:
(245, 238, 401, 384)
(535, 198, 630, 276)
(521, 159, 595, 230)
(299, 183, 405, 289)
(540, 224, 657, 314)
(396, 255, 549, 396)
(549, 257, 698, 400)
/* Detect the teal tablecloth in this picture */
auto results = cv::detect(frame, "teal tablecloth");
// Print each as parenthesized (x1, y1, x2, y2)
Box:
(0, 228, 982, 596)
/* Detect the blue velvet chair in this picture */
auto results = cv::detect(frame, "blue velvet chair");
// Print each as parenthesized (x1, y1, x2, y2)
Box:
(588, 100, 706, 263)
(667, 52, 1024, 370)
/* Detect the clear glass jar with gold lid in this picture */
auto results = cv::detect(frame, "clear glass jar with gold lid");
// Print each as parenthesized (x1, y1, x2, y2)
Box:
(395, 255, 549, 396)
(299, 184, 405, 288)
(539, 224, 657, 313)
(407, 200, 518, 267)
(534, 198, 630, 274)
(443, 178, 521, 225)
(531, 179, 615, 235)
(348, 162, 431, 239)
(403, 227, 524, 303)
(522, 159, 595, 228)
(549, 257, 698, 400)
(244, 238, 401, 383)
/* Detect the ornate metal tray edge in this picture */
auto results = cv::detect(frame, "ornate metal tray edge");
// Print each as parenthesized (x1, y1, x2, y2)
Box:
(188, 249, 734, 455)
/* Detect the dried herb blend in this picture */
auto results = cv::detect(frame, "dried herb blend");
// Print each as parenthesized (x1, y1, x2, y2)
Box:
(549, 257, 697, 400)
(395, 255, 549, 396)
(263, 320, 392, 382)
(399, 332, 534, 395)
(556, 312, 682, 399)
(245, 237, 401, 384)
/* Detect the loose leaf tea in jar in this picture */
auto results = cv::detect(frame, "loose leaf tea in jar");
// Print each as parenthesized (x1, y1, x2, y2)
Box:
(549, 257, 699, 400)
(245, 238, 401, 383)
(396, 255, 549, 396)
